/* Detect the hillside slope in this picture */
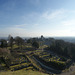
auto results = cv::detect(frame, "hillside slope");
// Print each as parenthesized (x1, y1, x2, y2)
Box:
(0, 70, 49, 75)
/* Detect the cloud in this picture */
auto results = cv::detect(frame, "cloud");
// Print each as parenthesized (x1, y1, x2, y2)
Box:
(0, 24, 27, 37)
(0, 23, 41, 37)
(15, 24, 27, 28)
(42, 9, 66, 20)
(6, 26, 40, 37)
(22, 12, 41, 22)
(62, 19, 75, 26)
(50, 29, 73, 36)
(34, 24, 39, 26)
(14, 23, 39, 28)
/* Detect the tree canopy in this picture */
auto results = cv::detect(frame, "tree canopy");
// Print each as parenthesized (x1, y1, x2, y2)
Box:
(32, 41, 39, 49)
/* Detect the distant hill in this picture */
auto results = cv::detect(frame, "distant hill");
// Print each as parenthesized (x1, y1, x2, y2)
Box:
(0, 36, 75, 43)
(54, 37, 75, 43)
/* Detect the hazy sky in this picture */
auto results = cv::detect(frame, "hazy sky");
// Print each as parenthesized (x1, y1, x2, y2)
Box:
(0, 0, 75, 37)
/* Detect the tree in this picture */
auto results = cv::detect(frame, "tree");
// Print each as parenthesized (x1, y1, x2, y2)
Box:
(0, 39, 7, 48)
(69, 43, 75, 59)
(0, 48, 11, 68)
(15, 36, 24, 49)
(32, 41, 39, 49)
(9, 36, 14, 50)
(27, 39, 32, 43)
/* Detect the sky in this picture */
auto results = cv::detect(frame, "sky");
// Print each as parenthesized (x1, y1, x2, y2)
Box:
(0, 0, 75, 37)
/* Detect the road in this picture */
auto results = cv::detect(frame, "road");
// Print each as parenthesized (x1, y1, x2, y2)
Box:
(32, 56, 61, 74)
(26, 50, 74, 75)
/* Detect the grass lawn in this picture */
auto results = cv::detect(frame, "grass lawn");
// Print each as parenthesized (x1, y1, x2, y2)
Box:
(0, 70, 49, 75)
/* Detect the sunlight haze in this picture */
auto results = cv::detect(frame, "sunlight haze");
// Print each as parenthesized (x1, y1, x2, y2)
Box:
(0, 0, 75, 37)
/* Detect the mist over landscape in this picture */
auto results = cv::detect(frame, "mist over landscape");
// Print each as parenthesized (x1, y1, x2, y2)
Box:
(1, 37, 75, 43)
